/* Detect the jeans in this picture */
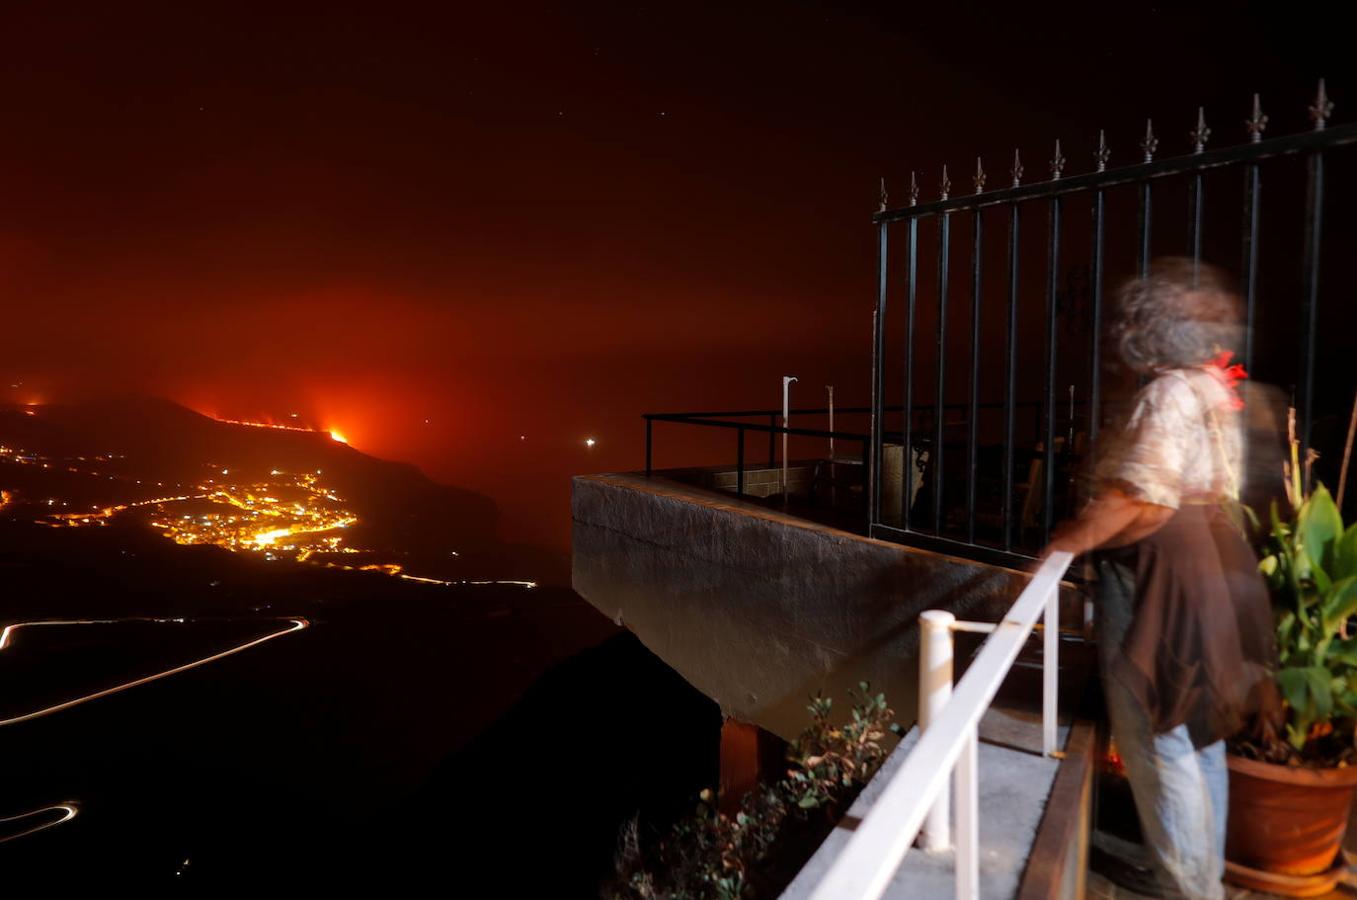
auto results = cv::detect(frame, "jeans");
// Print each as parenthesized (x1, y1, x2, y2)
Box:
(1098, 557, 1227, 900)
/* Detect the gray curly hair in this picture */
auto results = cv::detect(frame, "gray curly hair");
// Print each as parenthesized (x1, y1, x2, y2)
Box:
(1112, 258, 1243, 373)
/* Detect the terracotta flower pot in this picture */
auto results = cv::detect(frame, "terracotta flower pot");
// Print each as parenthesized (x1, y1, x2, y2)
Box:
(1226, 752, 1357, 886)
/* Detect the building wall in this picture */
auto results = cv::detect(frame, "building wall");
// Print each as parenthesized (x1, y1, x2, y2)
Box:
(572, 473, 1078, 741)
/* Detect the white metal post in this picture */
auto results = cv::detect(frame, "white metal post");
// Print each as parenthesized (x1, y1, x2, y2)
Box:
(1043, 585, 1059, 757)
(827, 384, 835, 459)
(954, 725, 979, 900)
(918, 609, 955, 851)
(782, 375, 797, 495)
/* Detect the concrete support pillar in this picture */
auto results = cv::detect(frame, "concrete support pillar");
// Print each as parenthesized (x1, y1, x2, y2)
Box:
(719, 718, 785, 814)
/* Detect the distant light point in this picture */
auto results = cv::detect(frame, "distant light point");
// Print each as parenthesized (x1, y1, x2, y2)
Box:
(585, 437, 597, 448)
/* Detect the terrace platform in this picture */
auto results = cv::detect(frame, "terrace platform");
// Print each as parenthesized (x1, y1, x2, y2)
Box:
(571, 472, 1095, 897)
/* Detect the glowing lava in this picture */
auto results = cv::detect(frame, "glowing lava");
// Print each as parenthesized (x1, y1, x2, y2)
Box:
(208, 415, 314, 433)
(328, 429, 348, 444)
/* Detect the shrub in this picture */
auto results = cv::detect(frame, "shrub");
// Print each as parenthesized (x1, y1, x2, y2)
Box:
(606, 684, 901, 900)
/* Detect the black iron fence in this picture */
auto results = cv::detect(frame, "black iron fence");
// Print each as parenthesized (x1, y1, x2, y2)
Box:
(643, 401, 1065, 540)
(869, 81, 1357, 568)
(644, 407, 872, 516)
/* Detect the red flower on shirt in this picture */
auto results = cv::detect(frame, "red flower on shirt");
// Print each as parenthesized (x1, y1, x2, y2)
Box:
(1204, 350, 1247, 410)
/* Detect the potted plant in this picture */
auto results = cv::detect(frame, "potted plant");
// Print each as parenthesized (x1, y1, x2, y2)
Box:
(1226, 410, 1357, 897)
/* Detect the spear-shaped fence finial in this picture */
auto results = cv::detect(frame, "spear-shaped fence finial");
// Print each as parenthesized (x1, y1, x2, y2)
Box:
(940, 164, 951, 201)
(1140, 118, 1159, 162)
(908, 170, 919, 206)
(1094, 129, 1110, 172)
(973, 156, 986, 194)
(1049, 139, 1065, 180)
(1310, 78, 1334, 131)
(879, 176, 888, 211)
(1191, 106, 1211, 153)
(1010, 148, 1023, 188)
(1246, 93, 1268, 143)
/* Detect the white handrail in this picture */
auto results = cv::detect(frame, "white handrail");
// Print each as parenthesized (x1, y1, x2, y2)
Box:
(805, 551, 1073, 900)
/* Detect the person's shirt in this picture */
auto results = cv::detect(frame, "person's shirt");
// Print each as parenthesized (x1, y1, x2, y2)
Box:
(1095, 366, 1243, 509)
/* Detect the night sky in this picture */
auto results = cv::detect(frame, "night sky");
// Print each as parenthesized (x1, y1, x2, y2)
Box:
(3, 2, 1351, 552)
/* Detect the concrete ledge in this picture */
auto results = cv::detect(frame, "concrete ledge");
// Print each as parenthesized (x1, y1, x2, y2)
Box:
(1016, 718, 1097, 900)
(571, 473, 1079, 741)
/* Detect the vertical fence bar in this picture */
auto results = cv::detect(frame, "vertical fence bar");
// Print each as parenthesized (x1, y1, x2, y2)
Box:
(645, 417, 653, 477)
(1089, 133, 1109, 446)
(967, 209, 982, 544)
(935, 209, 951, 534)
(1242, 162, 1262, 374)
(918, 610, 955, 851)
(1043, 583, 1060, 757)
(1189, 175, 1204, 276)
(1189, 108, 1210, 282)
(1042, 194, 1061, 544)
(736, 425, 745, 497)
(1089, 190, 1106, 444)
(1299, 155, 1324, 462)
(862, 436, 872, 523)
(1242, 94, 1267, 373)
(1137, 182, 1152, 277)
(904, 217, 919, 530)
(1003, 202, 1020, 551)
(955, 725, 980, 900)
(1137, 120, 1156, 277)
(871, 222, 889, 526)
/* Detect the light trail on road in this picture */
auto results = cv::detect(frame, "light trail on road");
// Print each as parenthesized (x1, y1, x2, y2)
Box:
(0, 617, 309, 727)
(0, 802, 79, 844)
(397, 573, 537, 589)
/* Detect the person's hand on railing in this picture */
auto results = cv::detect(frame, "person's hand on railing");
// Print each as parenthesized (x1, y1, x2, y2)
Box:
(1039, 487, 1173, 562)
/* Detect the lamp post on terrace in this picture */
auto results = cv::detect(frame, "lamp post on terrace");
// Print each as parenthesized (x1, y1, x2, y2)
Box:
(782, 375, 797, 497)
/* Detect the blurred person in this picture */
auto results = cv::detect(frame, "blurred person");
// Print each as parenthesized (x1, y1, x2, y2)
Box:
(1043, 259, 1277, 900)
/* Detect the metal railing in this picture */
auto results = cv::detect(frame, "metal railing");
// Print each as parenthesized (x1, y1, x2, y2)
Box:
(643, 401, 1065, 537)
(644, 407, 874, 517)
(805, 550, 1073, 900)
(869, 81, 1356, 569)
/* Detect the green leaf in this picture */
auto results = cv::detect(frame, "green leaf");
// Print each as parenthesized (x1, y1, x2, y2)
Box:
(1336, 523, 1357, 581)
(1277, 667, 1310, 713)
(1276, 611, 1298, 665)
(1320, 576, 1357, 636)
(1328, 636, 1357, 668)
(1300, 485, 1343, 575)
(1313, 562, 1334, 596)
(1306, 666, 1334, 718)
(798, 794, 819, 809)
